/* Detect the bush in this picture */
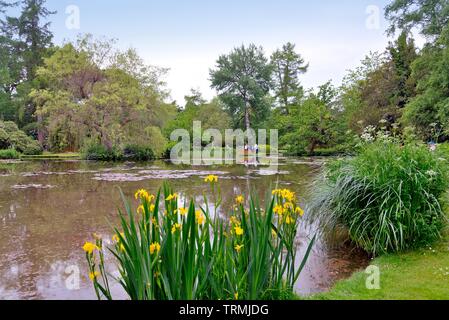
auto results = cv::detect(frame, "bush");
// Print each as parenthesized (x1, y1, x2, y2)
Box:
(0, 120, 43, 155)
(123, 144, 155, 161)
(0, 128, 9, 149)
(84, 182, 315, 300)
(162, 140, 178, 160)
(22, 140, 44, 156)
(0, 149, 20, 159)
(83, 144, 124, 161)
(436, 143, 449, 161)
(309, 141, 449, 256)
(83, 143, 156, 162)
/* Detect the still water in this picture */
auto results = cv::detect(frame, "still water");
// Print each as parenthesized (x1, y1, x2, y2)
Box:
(0, 158, 368, 300)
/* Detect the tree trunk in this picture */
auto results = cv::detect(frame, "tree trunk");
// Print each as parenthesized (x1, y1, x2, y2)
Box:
(308, 140, 317, 155)
(37, 114, 45, 145)
(245, 101, 251, 131)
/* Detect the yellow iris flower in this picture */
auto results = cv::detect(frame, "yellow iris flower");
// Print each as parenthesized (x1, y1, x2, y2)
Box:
(204, 175, 218, 183)
(82, 242, 98, 254)
(196, 210, 206, 225)
(235, 244, 244, 253)
(89, 271, 100, 282)
(166, 193, 178, 201)
(171, 223, 182, 234)
(234, 226, 244, 236)
(149, 242, 161, 255)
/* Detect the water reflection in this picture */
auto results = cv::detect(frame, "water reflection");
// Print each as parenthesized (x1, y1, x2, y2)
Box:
(0, 159, 368, 300)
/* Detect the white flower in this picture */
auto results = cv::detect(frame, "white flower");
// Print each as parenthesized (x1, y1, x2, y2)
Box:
(426, 170, 438, 177)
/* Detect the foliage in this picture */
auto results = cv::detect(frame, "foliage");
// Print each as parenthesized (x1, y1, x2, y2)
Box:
(0, 0, 55, 128)
(82, 143, 123, 162)
(0, 148, 20, 159)
(163, 94, 231, 140)
(84, 181, 315, 300)
(271, 42, 308, 113)
(210, 44, 273, 130)
(402, 28, 449, 140)
(436, 143, 449, 160)
(31, 37, 175, 153)
(0, 120, 42, 154)
(386, 0, 449, 37)
(162, 140, 178, 160)
(339, 33, 417, 136)
(82, 141, 157, 162)
(309, 140, 449, 256)
(123, 144, 155, 161)
(277, 82, 345, 155)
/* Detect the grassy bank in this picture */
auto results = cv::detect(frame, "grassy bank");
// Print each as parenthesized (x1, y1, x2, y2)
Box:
(306, 141, 449, 300)
(20, 152, 81, 160)
(311, 225, 449, 300)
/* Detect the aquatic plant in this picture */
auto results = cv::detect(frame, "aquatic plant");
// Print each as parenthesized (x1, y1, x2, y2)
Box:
(84, 178, 315, 300)
(308, 141, 449, 256)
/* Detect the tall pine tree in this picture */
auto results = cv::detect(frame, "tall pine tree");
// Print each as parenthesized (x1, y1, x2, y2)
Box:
(271, 42, 308, 114)
(1, 0, 54, 133)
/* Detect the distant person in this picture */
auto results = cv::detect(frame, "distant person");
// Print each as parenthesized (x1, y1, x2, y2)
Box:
(255, 144, 259, 155)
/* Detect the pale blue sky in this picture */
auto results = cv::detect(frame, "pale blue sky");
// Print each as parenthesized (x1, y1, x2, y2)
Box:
(21, 0, 424, 103)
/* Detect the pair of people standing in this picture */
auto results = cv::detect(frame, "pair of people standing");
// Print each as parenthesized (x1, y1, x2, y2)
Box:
(244, 144, 259, 155)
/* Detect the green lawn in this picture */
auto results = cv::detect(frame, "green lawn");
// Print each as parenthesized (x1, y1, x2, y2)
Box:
(311, 230, 449, 300)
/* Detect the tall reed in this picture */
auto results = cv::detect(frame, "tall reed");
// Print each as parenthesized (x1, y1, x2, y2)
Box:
(308, 141, 448, 256)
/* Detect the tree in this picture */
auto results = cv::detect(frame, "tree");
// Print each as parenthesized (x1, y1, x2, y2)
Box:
(31, 40, 173, 152)
(388, 31, 418, 109)
(184, 88, 206, 109)
(210, 44, 273, 131)
(271, 42, 308, 113)
(386, 0, 449, 38)
(403, 28, 449, 140)
(282, 94, 335, 155)
(339, 34, 418, 134)
(0, 1, 19, 121)
(0, 0, 55, 135)
(163, 94, 231, 140)
(5, 0, 55, 80)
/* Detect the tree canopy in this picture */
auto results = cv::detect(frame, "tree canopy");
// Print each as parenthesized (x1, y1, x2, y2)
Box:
(210, 44, 273, 131)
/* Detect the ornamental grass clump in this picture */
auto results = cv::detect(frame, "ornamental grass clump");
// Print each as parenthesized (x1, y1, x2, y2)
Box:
(309, 141, 449, 256)
(84, 176, 315, 300)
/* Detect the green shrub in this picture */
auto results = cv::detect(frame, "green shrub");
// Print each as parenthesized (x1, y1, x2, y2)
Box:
(22, 140, 44, 155)
(123, 144, 155, 161)
(162, 140, 178, 159)
(0, 120, 43, 155)
(309, 141, 449, 256)
(436, 143, 449, 161)
(21, 122, 40, 140)
(258, 144, 271, 155)
(83, 144, 124, 161)
(0, 128, 9, 149)
(0, 149, 20, 159)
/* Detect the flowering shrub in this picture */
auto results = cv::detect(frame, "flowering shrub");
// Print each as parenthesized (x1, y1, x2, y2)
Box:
(84, 177, 315, 300)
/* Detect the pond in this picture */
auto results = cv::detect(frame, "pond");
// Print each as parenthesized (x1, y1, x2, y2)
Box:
(0, 158, 369, 300)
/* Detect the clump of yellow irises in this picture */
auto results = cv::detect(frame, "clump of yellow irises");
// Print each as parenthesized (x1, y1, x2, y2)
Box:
(83, 178, 310, 301)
